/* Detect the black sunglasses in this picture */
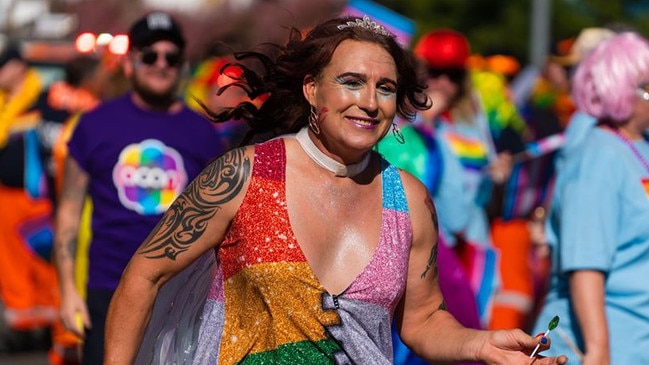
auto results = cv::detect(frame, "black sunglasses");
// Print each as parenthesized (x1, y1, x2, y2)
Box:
(427, 67, 466, 84)
(139, 48, 183, 68)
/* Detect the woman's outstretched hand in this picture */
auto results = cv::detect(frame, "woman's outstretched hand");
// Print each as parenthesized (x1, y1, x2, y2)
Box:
(476, 328, 569, 365)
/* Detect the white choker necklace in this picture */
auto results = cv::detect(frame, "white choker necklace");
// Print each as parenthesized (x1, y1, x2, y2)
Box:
(295, 127, 371, 177)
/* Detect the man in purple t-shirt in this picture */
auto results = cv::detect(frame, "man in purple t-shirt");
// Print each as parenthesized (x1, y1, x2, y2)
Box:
(53, 12, 224, 364)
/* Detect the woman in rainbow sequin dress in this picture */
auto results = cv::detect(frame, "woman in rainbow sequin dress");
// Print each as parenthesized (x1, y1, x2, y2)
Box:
(104, 16, 567, 365)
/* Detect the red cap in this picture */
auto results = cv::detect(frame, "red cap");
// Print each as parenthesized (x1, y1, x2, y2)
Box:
(414, 29, 470, 69)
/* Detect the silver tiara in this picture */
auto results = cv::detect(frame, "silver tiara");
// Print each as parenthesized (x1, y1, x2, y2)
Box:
(337, 15, 391, 37)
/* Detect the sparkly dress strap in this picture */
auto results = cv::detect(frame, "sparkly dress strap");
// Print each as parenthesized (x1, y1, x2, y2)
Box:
(251, 138, 286, 180)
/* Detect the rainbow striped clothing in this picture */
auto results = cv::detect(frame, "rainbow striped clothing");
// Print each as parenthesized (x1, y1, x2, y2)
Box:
(442, 129, 490, 171)
(192, 138, 412, 364)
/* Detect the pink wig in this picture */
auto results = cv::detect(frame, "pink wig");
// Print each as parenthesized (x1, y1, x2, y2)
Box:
(572, 32, 649, 123)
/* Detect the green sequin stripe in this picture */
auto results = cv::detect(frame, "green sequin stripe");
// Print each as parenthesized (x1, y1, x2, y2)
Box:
(235, 338, 342, 364)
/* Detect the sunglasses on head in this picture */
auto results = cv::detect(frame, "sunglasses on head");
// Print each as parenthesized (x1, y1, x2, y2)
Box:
(139, 48, 183, 68)
(427, 67, 466, 83)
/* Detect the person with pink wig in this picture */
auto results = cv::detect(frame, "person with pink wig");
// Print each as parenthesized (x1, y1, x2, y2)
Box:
(533, 32, 649, 364)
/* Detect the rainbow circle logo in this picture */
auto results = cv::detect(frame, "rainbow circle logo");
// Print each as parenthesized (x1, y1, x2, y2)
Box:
(112, 139, 187, 215)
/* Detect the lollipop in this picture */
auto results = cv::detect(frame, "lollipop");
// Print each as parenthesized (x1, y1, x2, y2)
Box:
(530, 315, 559, 358)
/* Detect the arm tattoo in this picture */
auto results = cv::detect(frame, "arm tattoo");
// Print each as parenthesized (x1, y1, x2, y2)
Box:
(63, 235, 78, 260)
(420, 193, 440, 279)
(138, 149, 250, 260)
(55, 228, 79, 263)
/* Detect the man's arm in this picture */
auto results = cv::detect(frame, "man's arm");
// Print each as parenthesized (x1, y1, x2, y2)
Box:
(53, 155, 89, 336)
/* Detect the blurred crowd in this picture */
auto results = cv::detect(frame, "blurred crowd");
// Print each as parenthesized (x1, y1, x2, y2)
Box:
(0, 6, 647, 365)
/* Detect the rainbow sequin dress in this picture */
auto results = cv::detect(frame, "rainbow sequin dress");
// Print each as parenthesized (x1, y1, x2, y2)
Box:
(138, 137, 413, 364)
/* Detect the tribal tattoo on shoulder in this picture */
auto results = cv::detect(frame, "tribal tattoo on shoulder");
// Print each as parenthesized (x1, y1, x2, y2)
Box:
(421, 192, 440, 279)
(138, 148, 251, 260)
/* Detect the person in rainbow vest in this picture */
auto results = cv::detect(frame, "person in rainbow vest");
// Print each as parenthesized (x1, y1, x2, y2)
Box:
(410, 29, 513, 329)
(0, 38, 110, 364)
(35, 54, 103, 365)
(0, 40, 57, 352)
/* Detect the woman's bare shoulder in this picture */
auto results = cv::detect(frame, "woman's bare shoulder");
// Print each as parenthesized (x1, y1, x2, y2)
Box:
(394, 167, 437, 240)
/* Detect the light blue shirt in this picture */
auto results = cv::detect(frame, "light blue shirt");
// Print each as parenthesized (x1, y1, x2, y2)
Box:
(435, 132, 471, 241)
(556, 111, 597, 170)
(544, 110, 597, 249)
(534, 128, 649, 364)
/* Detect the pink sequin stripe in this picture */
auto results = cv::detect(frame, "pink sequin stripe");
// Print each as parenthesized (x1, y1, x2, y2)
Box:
(344, 210, 411, 311)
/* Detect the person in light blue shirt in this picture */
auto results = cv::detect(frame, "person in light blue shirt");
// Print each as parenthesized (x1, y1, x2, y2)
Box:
(534, 32, 649, 365)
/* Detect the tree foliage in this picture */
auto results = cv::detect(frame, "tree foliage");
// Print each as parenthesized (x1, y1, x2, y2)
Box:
(375, 0, 649, 65)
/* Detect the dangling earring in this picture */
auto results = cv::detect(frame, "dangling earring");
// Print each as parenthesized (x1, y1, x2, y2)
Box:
(308, 106, 321, 135)
(392, 122, 405, 144)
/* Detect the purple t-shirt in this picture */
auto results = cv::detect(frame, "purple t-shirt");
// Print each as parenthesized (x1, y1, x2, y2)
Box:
(68, 94, 224, 291)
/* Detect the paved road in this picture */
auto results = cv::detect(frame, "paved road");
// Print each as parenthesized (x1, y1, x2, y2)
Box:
(0, 351, 49, 365)
(0, 309, 52, 364)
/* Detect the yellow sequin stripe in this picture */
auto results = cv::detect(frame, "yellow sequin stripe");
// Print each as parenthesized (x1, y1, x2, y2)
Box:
(219, 261, 340, 364)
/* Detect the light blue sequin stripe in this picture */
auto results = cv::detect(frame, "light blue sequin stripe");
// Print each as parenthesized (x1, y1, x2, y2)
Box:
(381, 158, 408, 213)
